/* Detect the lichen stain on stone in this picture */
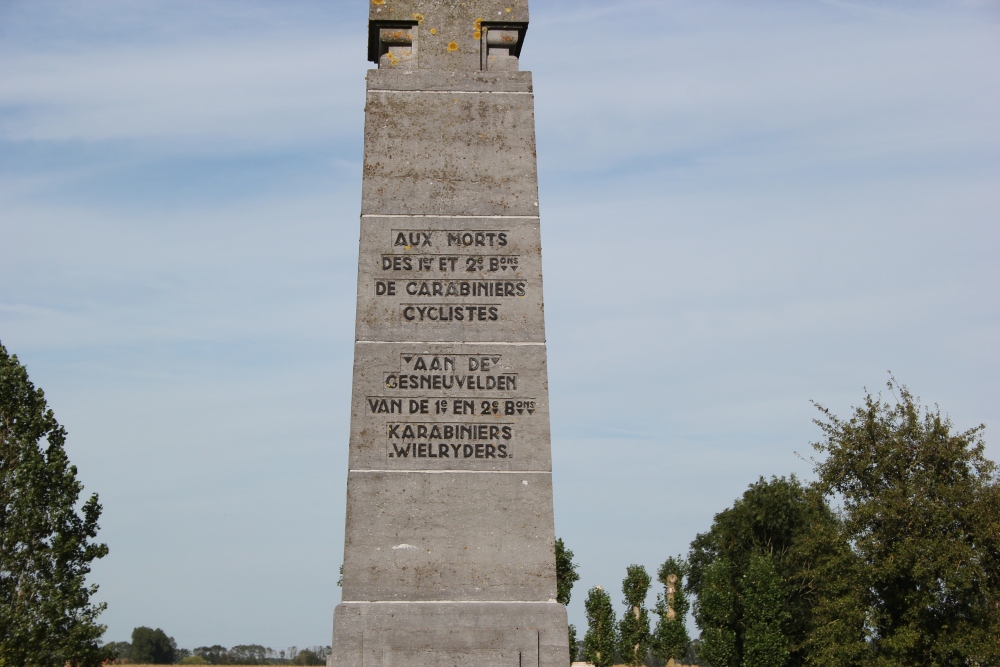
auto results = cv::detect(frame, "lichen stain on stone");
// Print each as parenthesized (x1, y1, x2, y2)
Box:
(371, 0, 384, 4)
(447, 41, 458, 51)
(411, 13, 423, 22)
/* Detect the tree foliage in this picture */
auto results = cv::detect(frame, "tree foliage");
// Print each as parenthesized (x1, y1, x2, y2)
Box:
(809, 380, 1000, 666)
(688, 476, 845, 667)
(555, 537, 580, 606)
(130, 626, 177, 664)
(583, 585, 616, 667)
(652, 556, 691, 663)
(695, 558, 738, 667)
(0, 343, 110, 667)
(617, 565, 651, 667)
(290, 649, 324, 666)
(742, 554, 789, 667)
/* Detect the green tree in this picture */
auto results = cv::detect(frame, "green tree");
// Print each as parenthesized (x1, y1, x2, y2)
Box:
(291, 648, 324, 665)
(583, 585, 616, 667)
(0, 343, 110, 667)
(229, 644, 267, 664)
(555, 537, 580, 606)
(652, 556, 691, 664)
(193, 645, 228, 664)
(742, 554, 789, 667)
(617, 565, 651, 667)
(130, 626, 176, 664)
(687, 476, 843, 667)
(103, 641, 132, 661)
(810, 380, 1000, 666)
(554, 537, 580, 664)
(695, 558, 738, 667)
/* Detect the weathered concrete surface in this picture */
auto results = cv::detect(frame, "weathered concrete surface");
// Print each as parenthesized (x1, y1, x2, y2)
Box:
(355, 217, 544, 342)
(349, 342, 551, 471)
(341, 471, 556, 601)
(333, 0, 567, 664)
(333, 602, 567, 667)
(368, 0, 529, 73)
(361, 90, 539, 217)
(367, 69, 532, 93)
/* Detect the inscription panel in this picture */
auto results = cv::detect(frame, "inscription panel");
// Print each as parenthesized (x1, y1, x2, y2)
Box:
(349, 342, 550, 471)
(356, 218, 544, 343)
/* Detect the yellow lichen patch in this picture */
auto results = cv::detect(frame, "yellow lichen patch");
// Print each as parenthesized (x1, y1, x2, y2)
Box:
(371, 0, 385, 4)
(429, 28, 437, 35)
(447, 41, 458, 51)
(411, 13, 424, 22)
(506, 7, 511, 11)
(473, 17, 483, 39)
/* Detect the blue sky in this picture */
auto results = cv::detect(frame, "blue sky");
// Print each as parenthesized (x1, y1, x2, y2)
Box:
(1, 0, 998, 651)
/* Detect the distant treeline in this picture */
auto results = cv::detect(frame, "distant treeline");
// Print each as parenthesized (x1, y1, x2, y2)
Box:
(105, 628, 328, 665)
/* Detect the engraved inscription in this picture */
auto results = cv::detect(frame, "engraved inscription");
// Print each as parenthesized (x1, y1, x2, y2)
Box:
(356, 218, 544, 342)
(350, 347, 548, 471)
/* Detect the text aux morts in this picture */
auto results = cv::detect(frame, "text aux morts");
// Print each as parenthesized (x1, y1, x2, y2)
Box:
(391, 229, 509, 249)
(387, 422, 514, 460)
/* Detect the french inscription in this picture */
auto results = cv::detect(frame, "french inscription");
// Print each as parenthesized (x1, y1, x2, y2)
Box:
(381, 254, 520, 274)
(356, 218, 544, 341)
(391, 230, 510, 249)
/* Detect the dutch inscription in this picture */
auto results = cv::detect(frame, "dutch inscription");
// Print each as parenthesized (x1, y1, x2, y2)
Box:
(348, 345, 550, 472)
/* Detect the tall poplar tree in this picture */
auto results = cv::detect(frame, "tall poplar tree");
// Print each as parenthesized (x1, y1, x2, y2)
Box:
(583, 585, 616, 667)
(0, 343, 110, 666)
(555, 537, 581, 662)
(742, 554, 789, 667)
(617, 565, 652, 667)
(652, 556, 691, 664)
(695, 558, 738, 667)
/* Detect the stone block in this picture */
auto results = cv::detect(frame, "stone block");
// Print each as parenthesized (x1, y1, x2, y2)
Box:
(340, 470, 556, 602)
(332, 601, 568, 667)
(360, 90, 539, 216)
(369, 1, 529, 73)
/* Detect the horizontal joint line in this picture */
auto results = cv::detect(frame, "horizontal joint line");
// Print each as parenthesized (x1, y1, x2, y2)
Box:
(355, 341, 545, 346)
(341, 600, 558, 604)
(367, 90, 532, 95)
(360, 214, 539, 219)
(348, 469, 551, 474)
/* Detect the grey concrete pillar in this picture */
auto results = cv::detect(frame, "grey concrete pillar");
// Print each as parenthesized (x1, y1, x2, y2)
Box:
(331, 1, 569, 665)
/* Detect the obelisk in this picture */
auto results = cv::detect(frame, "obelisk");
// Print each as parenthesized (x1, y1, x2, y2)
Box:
(331, 2, 569, 665)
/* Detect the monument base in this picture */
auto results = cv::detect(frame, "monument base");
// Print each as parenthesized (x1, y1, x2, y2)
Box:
(331, 601, 569, 667)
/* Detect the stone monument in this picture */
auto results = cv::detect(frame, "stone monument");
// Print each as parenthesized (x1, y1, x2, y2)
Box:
(331, 1, 569, 664)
